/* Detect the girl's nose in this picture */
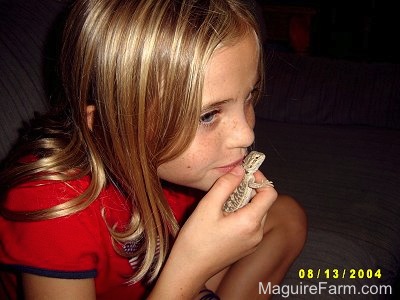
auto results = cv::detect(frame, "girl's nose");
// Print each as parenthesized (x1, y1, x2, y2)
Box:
(226, 113, 255, 150)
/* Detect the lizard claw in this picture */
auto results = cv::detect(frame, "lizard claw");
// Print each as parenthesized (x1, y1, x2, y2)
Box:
(249, 179, 274, 189)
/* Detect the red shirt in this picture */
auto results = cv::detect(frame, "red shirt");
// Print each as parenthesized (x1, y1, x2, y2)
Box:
(0, 176, 199, 299)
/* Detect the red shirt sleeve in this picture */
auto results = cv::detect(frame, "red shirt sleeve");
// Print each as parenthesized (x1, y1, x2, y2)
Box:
(0, 176, 202, 299)
(0, 178, 104, 277)
(0, 177, 144, 299)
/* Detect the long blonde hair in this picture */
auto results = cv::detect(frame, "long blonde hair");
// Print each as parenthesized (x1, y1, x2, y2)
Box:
(0, 0, 263, 283)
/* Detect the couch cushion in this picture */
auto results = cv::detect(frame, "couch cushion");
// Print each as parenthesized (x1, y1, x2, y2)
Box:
(257, 52, 400, 129)
(255, 118, 400, 293)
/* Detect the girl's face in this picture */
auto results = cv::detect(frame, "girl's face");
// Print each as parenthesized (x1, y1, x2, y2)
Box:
(157, 33, 260, 191)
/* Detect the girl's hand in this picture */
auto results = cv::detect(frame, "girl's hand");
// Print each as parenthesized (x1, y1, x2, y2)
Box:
(177, 165, 276, 276)
(150, 165, 277, 299)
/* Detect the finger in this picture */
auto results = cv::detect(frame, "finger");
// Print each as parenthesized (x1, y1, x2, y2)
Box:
(241, 189, 276, 219)
(239, 171, 277, 219)
(202, 165, 244, 207)
(260, 211, 268, 228)
(253, 170, 274, 192)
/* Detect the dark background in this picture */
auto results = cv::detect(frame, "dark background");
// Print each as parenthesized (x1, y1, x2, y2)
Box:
(255, 0, 399, 63)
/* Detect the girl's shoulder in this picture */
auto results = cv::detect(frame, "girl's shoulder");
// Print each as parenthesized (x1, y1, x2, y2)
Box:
(2, 174, 132, 225)
(0, 176, 136, 294)
(3, 176, 92, 212)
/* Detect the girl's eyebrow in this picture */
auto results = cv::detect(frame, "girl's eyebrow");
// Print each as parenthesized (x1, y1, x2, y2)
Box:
(201, 99, 233, 112)
(201, 77, 261, 111)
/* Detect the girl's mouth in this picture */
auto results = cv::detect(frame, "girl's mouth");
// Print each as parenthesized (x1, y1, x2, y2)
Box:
(216, 157, 245, 173)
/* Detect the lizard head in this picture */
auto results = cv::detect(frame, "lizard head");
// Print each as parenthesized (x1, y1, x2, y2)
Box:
(243, 151, 266, 173)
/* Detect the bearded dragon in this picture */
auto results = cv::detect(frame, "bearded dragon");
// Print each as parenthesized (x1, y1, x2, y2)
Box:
(222, 151, 274, 213)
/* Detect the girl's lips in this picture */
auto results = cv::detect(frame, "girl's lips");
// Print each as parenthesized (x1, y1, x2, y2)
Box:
(216, 157, 245, 173)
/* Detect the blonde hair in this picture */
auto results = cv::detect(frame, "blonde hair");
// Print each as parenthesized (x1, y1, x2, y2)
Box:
(0, 0, 263, 283)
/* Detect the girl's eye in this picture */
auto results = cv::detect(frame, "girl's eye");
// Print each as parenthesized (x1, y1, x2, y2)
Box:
(199, 109, 220, 126)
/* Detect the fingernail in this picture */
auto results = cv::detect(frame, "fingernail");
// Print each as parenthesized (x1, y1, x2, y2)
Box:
(230, 165, 244, 176)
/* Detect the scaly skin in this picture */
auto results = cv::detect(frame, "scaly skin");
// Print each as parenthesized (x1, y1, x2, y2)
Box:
(222, 151, 274, 213)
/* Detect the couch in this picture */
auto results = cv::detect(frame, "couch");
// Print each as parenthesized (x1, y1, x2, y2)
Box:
(255, 52, 400, 299)
(1, 0, 399, 299)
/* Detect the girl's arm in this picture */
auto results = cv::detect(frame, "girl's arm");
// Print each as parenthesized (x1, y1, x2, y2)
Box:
(22, 273, 96, 300)
(20, 167, 275, 300)
(213, 194, 307, 299)
(149, 166, 276, 299)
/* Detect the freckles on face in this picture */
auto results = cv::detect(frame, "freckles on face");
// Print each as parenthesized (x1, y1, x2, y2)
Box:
(157, 33, 260, 191)
(157, 141, 218, 191)
(157, 132, 224, 190)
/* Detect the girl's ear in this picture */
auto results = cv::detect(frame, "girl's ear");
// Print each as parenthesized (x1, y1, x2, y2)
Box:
(86, 105, 96, 130)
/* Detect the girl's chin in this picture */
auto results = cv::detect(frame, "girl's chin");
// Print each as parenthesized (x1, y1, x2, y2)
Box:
(201, 174, 226, 192)
(184, 177, 220, 192)
(165, 171, 223, 192)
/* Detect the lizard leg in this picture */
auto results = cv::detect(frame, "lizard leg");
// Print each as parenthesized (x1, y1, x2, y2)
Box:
(248, 178, 274, 189)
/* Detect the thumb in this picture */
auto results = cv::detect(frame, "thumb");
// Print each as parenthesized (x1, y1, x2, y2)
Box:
(202, 165, 244, 207)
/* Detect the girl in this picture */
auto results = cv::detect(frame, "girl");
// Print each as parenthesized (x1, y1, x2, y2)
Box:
(0, 0, 306, 299)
